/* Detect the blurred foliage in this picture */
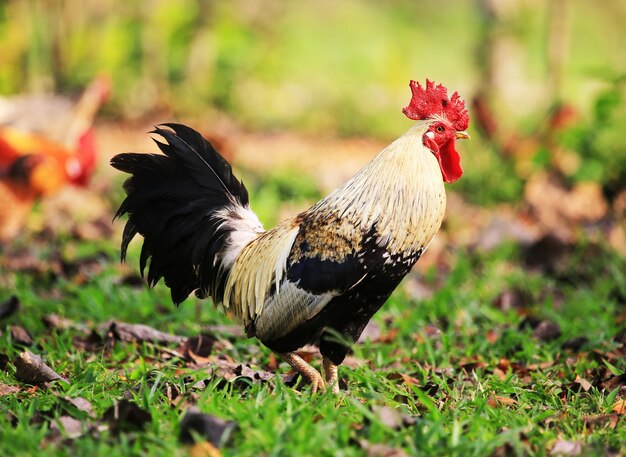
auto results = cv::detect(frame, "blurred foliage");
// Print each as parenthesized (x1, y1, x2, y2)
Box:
(0, 0, 480, 137)
(1, 0, 625, 207)
(244, 168, 322, 226)
(560, 77, 626, 196)
(1, 1, 624, 136)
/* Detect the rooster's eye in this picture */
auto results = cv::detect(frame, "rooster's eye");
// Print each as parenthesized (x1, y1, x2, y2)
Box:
(435, 125, 445, 133)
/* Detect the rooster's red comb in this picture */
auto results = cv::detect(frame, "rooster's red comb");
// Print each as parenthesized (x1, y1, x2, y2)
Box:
(402, 79, 469, 131)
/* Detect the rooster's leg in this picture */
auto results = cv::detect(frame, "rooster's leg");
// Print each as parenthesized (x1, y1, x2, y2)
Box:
(322, 357, 339, 393)
(278, 352, 325, 393)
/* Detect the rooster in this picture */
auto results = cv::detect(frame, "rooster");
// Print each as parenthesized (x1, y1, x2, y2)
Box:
(112, 80, 469, 392)
(0, 77, 109, 240)
(0, 76, 110, 185)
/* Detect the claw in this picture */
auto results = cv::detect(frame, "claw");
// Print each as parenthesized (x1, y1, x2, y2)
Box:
(278, 352, 326, 393)
(322, 357, 340, 394)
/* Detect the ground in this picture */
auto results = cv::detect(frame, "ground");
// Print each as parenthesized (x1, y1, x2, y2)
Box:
(1, 123, 625, 457)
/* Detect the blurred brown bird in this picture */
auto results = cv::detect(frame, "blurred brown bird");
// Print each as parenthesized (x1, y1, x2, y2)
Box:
(0, 76, 110, 241)
(112, 80, 470, 392)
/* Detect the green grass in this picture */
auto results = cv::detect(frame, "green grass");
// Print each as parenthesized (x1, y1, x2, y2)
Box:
(1, 189, 625, 456)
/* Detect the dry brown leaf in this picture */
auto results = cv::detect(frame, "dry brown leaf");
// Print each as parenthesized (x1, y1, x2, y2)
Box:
(181, 334, 216, 365)
(101, 320, 184, 345)
(10, 325, 33, 345)
(533, 320, 562, 342)
(371, 405, 416, 430)
(341, 356, 365, 369)
(574, 375, 592, 392)
(358, 321, 381, 343)
(525, 173, 608, 239)
(64, 396, 95, 417)
(0, 382, 20, 396)
(357, 439, 410, 457)
(603, 374, 626, 391)
(0, 295, 20, 320)
(50, 416, 84, 439)
(526, 360, 555, 371)
(13, 351, 69, 385)
(582, 414, 619, 430)
(550, 439, 582, 456)
(492, 368, 507, 381)
(458, 357, 488, 372)
(488, 395, 518, 407)
(386, 372, 420, 387)
(485, 330, 500, 344)
(179, 407, 237, 447)
(561, 337, 589, 352)
(493, 288, 533, 312)
(611, 399, 626, 414)
(42, 314, 89, 333)
(190, 441, 222, 457)
(294, 346, 319, 363)
(103, 399, 151, 434)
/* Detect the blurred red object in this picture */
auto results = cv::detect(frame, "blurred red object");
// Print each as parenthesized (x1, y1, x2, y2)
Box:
(0, 76, 110, 241)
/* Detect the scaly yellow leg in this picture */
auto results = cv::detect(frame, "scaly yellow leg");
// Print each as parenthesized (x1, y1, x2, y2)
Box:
(322, 356, 340, 394)
(278, 352, 325, 393)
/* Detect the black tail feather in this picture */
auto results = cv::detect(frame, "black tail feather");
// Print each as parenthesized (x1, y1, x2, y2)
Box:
(111, 124, 249, 305)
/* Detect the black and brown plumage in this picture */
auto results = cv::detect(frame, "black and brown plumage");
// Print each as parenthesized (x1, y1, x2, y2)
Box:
(111, 80, 470, 392)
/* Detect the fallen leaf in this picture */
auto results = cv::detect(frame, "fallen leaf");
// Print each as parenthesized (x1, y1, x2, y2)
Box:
(491, 444, 516, 457)
(342, 356, 365, 369)
(386, 372, 420, 387)
(179, 407, 237, 446)
(371, 405, 416, 430)
(550, 439, 582, 456)
(181, 334, 216, 364)
(358, 321, 381, 343)
(190, 441, 222, 457)
(611, 399, 626, 414)
(458, 357, 488, 372)
(582, 414, 619, 430)
(488, 395, 518, 407)
(357, 439, 410, 457)
(523, 234, 571, 274)
(485, 330, 500, 344)
(533, 320, 562, 342)
(72, 217, 114, 242)
(10, 325, 33, 346)
(574, 375, 592, 392)
(42, 314, 90, 333)
(293, 346, 319, 363)
(0, 382, 20, 396)
(603, 374, 626, 391)
(493, 368, 507, 381)
(0, 295, 20, 320)
(13, 351, 69, 385)
(493, 288, 533, 312)
(203, 325, 244, 339)
(236, 364, 274, 383)
(525, 173, 607, 240)
(63, 396, 95, 417)
(561, 337, 589, 352)
(103, 399, 151, 433)
(101, 320, 185, 344)
(474, 214, 538, 250)
(50, 415, 84, 439)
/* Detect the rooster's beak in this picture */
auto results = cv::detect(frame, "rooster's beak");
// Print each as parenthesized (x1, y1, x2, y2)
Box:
(456, 131, 470, 140)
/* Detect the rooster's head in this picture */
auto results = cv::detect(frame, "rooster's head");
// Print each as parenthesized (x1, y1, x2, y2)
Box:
(402, 80, 469, 183)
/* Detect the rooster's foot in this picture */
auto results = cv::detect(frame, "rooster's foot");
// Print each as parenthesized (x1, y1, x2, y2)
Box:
(278, 352, 325, 393)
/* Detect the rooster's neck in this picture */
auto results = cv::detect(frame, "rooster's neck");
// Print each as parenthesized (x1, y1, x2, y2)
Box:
(311, 121, 446, 255)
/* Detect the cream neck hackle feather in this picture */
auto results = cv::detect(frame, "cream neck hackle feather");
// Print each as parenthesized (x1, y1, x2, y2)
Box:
(309, 120, 446, 254)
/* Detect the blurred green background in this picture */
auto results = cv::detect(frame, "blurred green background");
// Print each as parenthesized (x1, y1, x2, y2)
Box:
(1, 0, 624, 133)
(1, 0, 625, 209)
